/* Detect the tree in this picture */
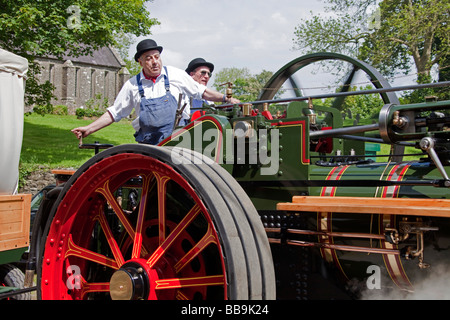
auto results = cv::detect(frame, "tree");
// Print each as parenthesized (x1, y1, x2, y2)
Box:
(212, 67, 281, 102)
(0, 0, 159, 107)
(339, 85, 385, 119)
(293, 0, 450, 89)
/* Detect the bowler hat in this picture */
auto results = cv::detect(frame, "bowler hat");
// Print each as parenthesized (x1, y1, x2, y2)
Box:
(134, 39, 163, 62)
(185, 58, 214, 74)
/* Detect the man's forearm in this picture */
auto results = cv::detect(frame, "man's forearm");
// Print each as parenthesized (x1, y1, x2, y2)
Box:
(202, 88, 240, 104)
(72, 111, 115, 141)
(85, 111, 115, 135)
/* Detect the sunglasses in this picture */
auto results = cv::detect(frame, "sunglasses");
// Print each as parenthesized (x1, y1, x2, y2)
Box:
(199, 70, 212, 77)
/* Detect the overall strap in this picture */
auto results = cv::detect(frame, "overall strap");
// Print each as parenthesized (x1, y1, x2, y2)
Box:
(136, 73, 145, 98)
(163, 66, 170, 92)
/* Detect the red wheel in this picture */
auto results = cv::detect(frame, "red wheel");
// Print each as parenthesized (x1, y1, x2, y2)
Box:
(38, 144, 275, 300)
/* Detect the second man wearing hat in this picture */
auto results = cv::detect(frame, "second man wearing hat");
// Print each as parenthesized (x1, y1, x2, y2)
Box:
(185, 57, 215, 112)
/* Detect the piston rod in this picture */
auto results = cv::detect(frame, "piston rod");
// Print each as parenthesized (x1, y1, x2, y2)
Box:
(309, 123, 380, 139)
(267, 238, 399, 255)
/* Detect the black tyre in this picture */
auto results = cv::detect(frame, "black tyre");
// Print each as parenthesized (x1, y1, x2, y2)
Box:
(0, 264, 30, 300)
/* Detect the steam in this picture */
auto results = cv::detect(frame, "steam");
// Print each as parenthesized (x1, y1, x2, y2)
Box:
(358, 264, 450, 300)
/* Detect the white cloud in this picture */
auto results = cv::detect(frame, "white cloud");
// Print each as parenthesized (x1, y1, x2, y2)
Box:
(127, 1, 416, 100)
(160, 49, 186, 70)
(270, 12, 289, 25)
(134, 0, 328, 75)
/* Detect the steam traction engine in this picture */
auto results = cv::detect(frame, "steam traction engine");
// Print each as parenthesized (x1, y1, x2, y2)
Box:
(35, 53, 450, 300)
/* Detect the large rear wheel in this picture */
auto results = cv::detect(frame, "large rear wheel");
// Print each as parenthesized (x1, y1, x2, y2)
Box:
(37, 144, 275, 300)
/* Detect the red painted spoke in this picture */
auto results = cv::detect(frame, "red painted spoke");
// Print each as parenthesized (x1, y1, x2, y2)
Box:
(96, 180, 135, 240)
(175, 291, 190, 300)
(174, 225, 217, 273)
(79, 277, 110, 299)
(154, 172, 171, 245)
(65, 234, 119, 270)
(154, 275, 225, 290)
(147, 203, 202, 268)
(94, 208, 125, 268)
(132, 174, 152, 259)
(96, 179, 150, 257)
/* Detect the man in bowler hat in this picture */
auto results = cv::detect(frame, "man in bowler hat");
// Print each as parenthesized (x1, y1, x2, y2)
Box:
(185, 57, 215, 112)
(72, 39, 240, 145)
(186, 57, 214, 86)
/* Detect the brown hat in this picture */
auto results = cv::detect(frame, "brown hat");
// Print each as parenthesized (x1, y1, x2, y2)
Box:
(134, 39, 163, 62)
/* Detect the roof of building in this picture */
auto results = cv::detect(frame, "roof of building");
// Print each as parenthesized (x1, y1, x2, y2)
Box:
(40, 46, 126, 69)
(67, 46, 125, 68)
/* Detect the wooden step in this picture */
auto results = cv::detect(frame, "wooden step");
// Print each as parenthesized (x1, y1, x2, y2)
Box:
(277, 196, 450, 217)
(0, 194, 31, 251)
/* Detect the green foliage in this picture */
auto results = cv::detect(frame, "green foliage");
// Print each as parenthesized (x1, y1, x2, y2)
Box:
(32, 104, 54, 116)
(75, 107, 104, 119)
(0, 0, 159, 107)
(113, 31, 141, 76)
(18, 161, 41, 191)
(53, 105, 69, 115)
(293, 0, 450, 101)
(359, 0, 449, 79)
(309, 85, 384, 121)
(32, 104, 68, 116)
(0, 1, 159, 58)
(124, 58, 141, 76)
(75, 93, 109, 118)
(212, 67, 282, 102)
(399, 74, 437, 104)
(339, 86, 384, 119)
(24, 63, 56, 109)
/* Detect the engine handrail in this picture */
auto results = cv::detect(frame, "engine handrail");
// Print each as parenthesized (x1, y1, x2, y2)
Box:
(214, 80, 450, 108)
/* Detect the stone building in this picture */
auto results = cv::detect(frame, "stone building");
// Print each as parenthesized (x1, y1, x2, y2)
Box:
(33, 46, 130, 113)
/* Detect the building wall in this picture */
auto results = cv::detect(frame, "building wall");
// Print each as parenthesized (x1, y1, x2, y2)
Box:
(31, 52, 130, 114)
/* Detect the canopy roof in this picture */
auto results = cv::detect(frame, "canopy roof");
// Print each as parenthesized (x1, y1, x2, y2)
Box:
(0, 48, 28, 78)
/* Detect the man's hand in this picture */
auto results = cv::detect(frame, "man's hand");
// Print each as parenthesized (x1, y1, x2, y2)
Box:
(202, 88, 241, 105)
(71, 127, 88, 145)
(70, 111, 115, 144)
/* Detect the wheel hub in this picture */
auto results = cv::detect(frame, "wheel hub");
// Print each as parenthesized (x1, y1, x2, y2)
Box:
(109, 261, 150, 300)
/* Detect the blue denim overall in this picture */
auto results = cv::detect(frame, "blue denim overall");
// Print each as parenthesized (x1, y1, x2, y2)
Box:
(191, 98, 203, 111)
(134, 67, 178, 145)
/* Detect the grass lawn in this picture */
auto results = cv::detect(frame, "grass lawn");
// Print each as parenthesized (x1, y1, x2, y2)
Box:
(21, 113, 136, 170)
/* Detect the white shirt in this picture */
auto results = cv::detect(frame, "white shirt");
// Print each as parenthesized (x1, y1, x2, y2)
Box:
(107, 65, 207, 131)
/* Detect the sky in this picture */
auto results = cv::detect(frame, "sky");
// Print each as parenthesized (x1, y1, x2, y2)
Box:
(127, 0, 417, 92)
(130, 0, 329, 79)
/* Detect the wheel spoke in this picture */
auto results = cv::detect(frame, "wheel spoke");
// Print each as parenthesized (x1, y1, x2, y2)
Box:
(96, 180, 135, 240)
(147, 203, 202, 268)
(96, 179, 150, 257)
(154, 275, 225, 290)
(94, 208, 125, 267)
(132, 174, 152, 259)
(80, 278, 110, 300)
(175, 291, 190, 300)
(174, 225, 217, 273)
(154, 172, 171, 245)
(65, 234, 119, 270)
